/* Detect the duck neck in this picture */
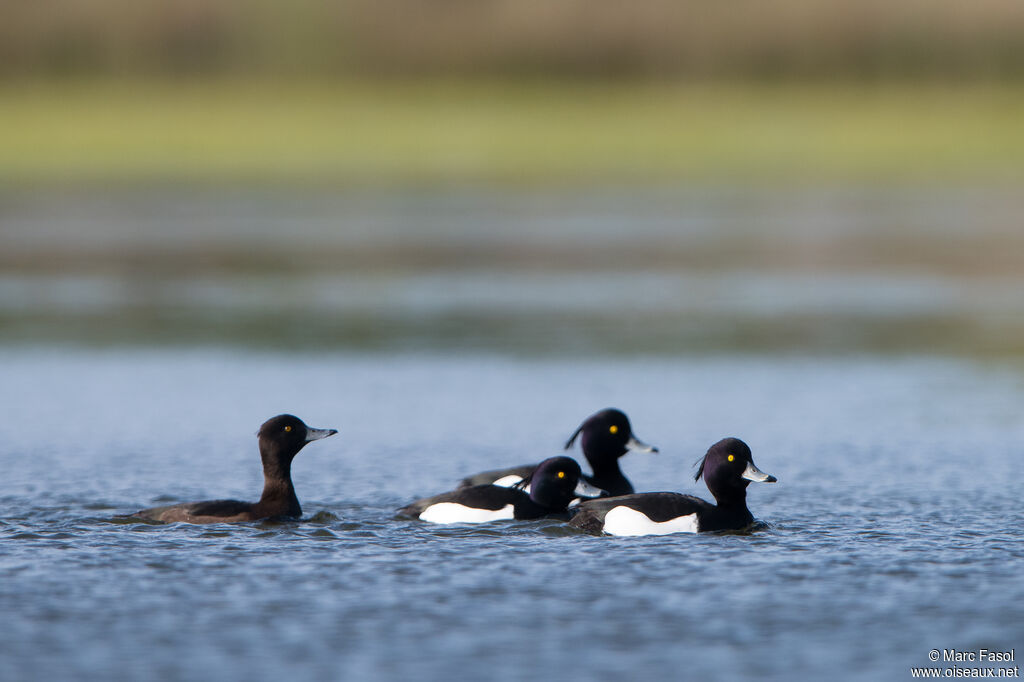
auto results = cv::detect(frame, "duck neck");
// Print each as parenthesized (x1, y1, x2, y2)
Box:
(520, 492, 561, 519)
(257, 475, 301, 517)
(589, 453, 623, 476)
(711, 485, 749, 512)
(586, 452, 630, 493)
(257, 447, 301, 517)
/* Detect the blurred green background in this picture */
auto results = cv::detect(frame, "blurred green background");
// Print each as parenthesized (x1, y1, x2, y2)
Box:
(3, 0, 1024, 185)
(2, 0, 1023, 355)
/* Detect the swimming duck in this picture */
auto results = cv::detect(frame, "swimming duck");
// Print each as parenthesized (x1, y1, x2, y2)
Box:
(568, 438, 775, 536)
(130, 414, 337, 524)
(401, 456, 604, 524)
(457, 408, 657, 496)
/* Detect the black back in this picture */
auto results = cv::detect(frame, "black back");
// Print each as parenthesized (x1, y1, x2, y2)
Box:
(457, 465, 536, 489)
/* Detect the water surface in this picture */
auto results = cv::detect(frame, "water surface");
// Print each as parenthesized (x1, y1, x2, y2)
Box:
(1, 348, 1021, 681)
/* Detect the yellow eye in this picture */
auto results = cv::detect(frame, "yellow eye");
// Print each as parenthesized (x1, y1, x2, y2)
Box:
(284, 425, 292, 432)
(727, 454, 735, 462)
(557, 471, 566, 479)
(609, 425, 619, 434)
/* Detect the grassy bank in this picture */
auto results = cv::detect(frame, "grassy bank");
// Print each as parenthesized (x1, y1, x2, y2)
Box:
(2, 80, 1023, 186)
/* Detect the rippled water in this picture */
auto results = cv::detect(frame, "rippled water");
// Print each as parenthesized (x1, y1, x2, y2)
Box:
(2, 348, 1022, 681)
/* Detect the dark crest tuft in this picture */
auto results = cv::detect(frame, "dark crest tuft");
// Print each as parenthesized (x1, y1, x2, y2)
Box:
(564, 424, 584, 450)
(512, 467, 538, 491)
(694, 454, 708, 482)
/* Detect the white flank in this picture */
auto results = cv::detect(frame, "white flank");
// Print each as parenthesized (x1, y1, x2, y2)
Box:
(491, 475, 524, 488)
(601, 506, 699, 537)
(418, 503, 515, 524)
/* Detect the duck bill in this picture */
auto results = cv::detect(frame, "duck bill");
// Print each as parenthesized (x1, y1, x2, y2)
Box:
(305, 427, 338, 442)
(625, 435, 658, 454)
(741, 461, 777, 483)
(574, 480, 607, 498)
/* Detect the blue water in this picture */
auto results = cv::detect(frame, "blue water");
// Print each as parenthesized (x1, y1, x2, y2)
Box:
(1, 348, 1022, 681)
